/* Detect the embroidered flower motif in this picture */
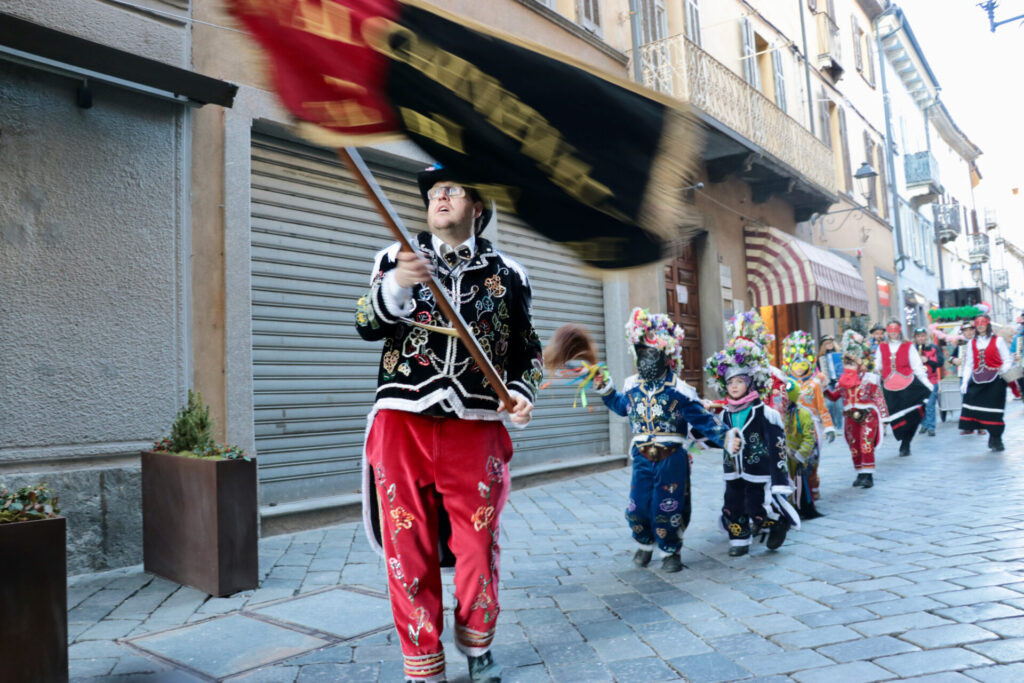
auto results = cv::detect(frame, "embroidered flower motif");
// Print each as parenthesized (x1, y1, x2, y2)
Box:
(728, 523, 743, 537)
(627, 498, 637, 512)
(388, 557, 404, 580)
(656, 528, 668, 538)
(397, 363, 411, 376)
(659, 498, 679, 513)
(485, 275, 506, 297)
(472, 505, 496, 531)
(662, 483, 679, 494)
(486, 456, 504, 483)
(391, 506, 414, 531)
(374, 464, 386, 485)
(670, 513, 683, 527)
(632, 524, 645, 534)
(383, 350, 399, 374)
(471, 590, 493, 611)
(478, 481, 490, 498)
(386, 483, 396, 503)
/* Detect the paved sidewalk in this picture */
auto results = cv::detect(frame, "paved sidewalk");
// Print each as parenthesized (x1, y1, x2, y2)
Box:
(68, 402, 1024, 682)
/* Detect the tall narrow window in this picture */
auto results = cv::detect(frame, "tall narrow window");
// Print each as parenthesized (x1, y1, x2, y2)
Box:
(578, 0, 601, 35)
(740, 17, 760, 88)
(837, 108, 853, 192)
(851, 16, 863, 73)
(818, 87, 832, 148)
(772, 46, 787, 113)
(685, 0, 702, 47)
(639, 0, 668, 45)
(864, 132, 877, 210)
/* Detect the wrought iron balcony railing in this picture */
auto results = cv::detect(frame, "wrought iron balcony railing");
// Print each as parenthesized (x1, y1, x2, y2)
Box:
(637, 36, 836, 194)
(993, 268, 1009, 292)
(968, 232, 990, 264)
(904, 151, 941, 191)
(932, 202, 961, 243)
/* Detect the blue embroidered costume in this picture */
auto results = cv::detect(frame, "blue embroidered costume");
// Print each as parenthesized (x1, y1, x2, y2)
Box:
(599, 374, 730, 555)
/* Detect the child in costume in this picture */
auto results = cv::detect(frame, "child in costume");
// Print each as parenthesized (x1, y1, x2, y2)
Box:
(782, 378, 822, 519)
(705, 338, 800, 556)
(781, 331, 836, 505)
(825, 331, 888, 489)
(589, 308, 739, 572)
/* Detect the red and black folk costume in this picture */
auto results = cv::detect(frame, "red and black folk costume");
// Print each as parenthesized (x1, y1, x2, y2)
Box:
(959, 312, 1012, 451)
(873, 321, 932, 456)
(826, 331, 889, 488)
(355, 172, 542, 683)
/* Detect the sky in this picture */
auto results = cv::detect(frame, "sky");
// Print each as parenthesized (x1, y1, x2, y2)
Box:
(895, 0, 1024, 234)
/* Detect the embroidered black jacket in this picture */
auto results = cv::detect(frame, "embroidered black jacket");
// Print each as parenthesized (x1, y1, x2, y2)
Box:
(355, 232, 543, 419)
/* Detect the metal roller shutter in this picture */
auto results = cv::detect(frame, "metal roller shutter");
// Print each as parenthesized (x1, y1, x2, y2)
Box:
(251, 134, 610, 506)
(498, 221, 611, 469)
(250, 135, 427, 506)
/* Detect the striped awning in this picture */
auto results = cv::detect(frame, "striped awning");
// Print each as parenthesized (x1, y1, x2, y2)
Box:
(744, 225, 870, 318)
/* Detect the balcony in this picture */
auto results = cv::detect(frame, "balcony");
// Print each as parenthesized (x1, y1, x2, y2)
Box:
(968, 232, 990, 264)
(932, 202, 961, 243)
(815, 12, 843, 81)
(637, 36, 836, 219)
(984, 207, 998, 230)
(904, 151, 942, 203)
(993, 268, 1009, 293)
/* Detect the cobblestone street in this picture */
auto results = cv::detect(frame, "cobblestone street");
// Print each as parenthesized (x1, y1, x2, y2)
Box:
(67, 404, 1024, 682)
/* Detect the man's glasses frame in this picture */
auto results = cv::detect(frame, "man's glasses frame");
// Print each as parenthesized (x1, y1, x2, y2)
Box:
(427, 185, 467, 201)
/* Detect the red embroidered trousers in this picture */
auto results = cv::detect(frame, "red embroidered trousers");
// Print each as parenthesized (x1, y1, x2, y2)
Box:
(843, 410, 881, 472)
(366, 409, 512, 682)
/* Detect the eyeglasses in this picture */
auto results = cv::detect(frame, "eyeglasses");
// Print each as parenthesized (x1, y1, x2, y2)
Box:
(427, 185, 467, 200)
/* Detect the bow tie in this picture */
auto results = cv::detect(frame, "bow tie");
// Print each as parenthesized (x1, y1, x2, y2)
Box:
(441, 245, 473, 267)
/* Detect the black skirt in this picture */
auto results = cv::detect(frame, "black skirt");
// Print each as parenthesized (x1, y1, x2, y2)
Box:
(882, 378, 931, 442)
(960, 376, 1007, 430)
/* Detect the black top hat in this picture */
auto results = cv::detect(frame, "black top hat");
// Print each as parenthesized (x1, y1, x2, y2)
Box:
(416, 164, 493, 234)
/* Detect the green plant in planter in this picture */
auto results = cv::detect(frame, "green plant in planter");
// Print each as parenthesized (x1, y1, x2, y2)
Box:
(153, 390, 251, 462)
(0, 484, 60, 524)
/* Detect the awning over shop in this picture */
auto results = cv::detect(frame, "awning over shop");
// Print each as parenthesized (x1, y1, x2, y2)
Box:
(744, 225, 870, 319)
(0, 12, 237, 107)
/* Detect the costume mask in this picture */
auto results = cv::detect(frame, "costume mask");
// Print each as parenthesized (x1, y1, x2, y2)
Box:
(790, 359, 812, 378)
(636, 345, 668, 383)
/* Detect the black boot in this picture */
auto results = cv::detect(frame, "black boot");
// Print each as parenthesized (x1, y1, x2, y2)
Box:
(661, 552, 683, 573)
(860, 473, 873, 489)
(728, 545, 748, 557)
(633, 548, 653, 567)
(467, 651, 501, 683)
(899, 440, 911, 457)
(766, 520, 789, 550)
(992, 438, 1005, 452)
(852, 473, 867, 487)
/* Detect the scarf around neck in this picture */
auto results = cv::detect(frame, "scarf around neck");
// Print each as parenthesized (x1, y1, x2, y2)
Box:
(726, 390, 759, 411)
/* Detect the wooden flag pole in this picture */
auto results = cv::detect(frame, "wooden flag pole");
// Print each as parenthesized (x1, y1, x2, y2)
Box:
(337, 147, 517, 413)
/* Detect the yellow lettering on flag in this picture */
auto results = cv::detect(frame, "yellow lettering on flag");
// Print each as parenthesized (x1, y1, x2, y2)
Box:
(302, 99, 384, 128)
(398, 108, 466, 154)
(292, 0, 362, 45)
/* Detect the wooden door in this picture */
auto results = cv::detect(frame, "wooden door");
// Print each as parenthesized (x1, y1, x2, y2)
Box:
(665, 244, 703, 392)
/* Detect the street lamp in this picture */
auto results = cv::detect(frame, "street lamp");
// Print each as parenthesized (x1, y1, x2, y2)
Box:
(854, 161, 879, 191)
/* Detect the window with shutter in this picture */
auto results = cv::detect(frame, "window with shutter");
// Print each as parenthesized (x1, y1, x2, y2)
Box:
(740, 18, 759, 88)
(818, 87, 832, 147)
(685, 0, 702, 47)
(864, 132, 877, 209)
(838, 108, 852, 192)
(876, 142, 888, 218)
(864, 30, 876, 86)
(579, 0, 601, 35)
(852, 16, 863, 73)
(639, 0, 668, 44)
(771, 46, 787, 112)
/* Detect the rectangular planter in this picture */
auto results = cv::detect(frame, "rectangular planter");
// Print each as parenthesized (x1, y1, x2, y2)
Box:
(0, 516, 68, 682)
(141, 451, 258, 597)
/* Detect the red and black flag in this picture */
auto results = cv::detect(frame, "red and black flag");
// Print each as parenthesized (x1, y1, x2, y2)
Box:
(227, 0, 701, 269)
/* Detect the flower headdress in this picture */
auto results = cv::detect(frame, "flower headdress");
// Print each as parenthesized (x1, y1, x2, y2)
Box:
(840, 330, 874, 371)
(781, 330, 816, 372)
(625, 307, 686, 370)
(727, 309, 775, 348)
(704, 337, 772, 398)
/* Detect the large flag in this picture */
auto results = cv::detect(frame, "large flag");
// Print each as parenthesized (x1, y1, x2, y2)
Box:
(228, 0, 702, 269)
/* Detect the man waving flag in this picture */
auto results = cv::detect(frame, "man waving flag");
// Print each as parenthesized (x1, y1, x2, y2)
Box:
(227, 0, 703, 269)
